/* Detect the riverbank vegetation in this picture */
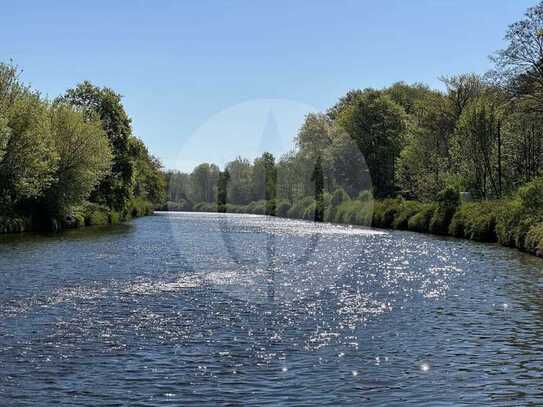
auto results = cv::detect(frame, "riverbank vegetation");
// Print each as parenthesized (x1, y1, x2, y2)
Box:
(162, 2, 543, 258)
(0, 64, 165, 233)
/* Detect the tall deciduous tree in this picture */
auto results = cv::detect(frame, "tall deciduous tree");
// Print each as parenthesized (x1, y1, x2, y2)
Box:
(336, 90, 407, 198)
(60, 81, 134, 211)
(45, 104, 112, 216)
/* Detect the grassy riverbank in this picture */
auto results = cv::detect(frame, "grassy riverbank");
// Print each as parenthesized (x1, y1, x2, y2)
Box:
(175, 177, 543, 259)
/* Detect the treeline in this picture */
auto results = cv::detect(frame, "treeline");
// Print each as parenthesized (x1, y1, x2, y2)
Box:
(163, 2, 543, 257)
(0, 64, 165, 233)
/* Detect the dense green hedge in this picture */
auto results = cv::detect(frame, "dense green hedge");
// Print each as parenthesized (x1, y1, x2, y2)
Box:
(182, 178, 543, 259)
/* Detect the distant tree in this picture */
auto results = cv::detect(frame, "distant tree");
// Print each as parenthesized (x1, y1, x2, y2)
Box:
(129, 137, 166, 206)
(262, 152, 277, 215)
(191, 163, 218, 203)
(311, 155, 325, 222)
(440, 74, 484, 119)
(217, 169, 230, 212)
(225, 157, 252, 204)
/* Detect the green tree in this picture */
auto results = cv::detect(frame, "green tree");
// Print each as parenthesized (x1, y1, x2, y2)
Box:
(225, 157, 252, 204)
(0, 92, 57, 212)
(217, 169, 230, 212)
(452, 97, 503, 199)
(397, 91, 455, 200)
(191, 163, 218, 203)
(60, 81, 134, 211)
(129, 137, 166, 206)
(336, 90, 407, 198)
(44, 104, 112, 216)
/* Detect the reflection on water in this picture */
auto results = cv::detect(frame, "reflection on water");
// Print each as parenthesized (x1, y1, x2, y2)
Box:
(1, 212, 543, 405)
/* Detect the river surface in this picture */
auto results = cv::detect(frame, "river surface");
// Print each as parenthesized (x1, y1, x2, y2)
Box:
(1, 212, 543, 406)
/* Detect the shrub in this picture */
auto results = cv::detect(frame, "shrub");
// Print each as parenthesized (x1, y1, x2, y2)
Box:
(448, 210, 465, 238)
(265, 199, 277, 216)
(276, 200, 291, 217)
(429, 187, 460, 235)
(449, 202, 499, 242)
(525, 223, 543, 255)
(193, 202, 215, 212)
(0, 216, 30, 233)
(82, 202, 110, 226)
(109, 211, 121, 224)
(287, 196, 314, 219)
(328, 188, 351, 221)
(331, 188, 351, 206)
(251, 200, 267, 215)
(392, 200, 423, 230)
(303, 200, 317, 220)
(407, 204, 435, 233)
(372, 198, 402, 228)
(162, 199, 192, 211)
(516, 176, 543, 214)
(128, 198, 152, 218)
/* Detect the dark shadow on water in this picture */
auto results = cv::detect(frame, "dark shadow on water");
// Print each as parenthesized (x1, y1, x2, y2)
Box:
(0, 222, 134, 249)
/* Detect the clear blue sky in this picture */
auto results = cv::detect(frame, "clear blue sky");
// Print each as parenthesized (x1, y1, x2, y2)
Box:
(0, 0, 535, 171)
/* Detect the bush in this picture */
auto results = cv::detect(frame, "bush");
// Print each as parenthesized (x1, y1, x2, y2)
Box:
(128, 198, 152, 218)
(331, 188, 351, 206)
(193, 202, 215, 212)
(525, 223, 543, 255)
(265, 199, 277, 216)
(407, 204, 435, 233)
(392, 200, 423, 230)
(516, 176, 543, 213)
(372, 198, 402, 228)
(449, 202, 499, 242)
(303, 200, 317, 220)
(287, 196, 314, 219)
(276, 200, 291, 217)
(247, 200, 266, 215)
(109, 210, 121, 224)
(82, 202, 110, 226)
(328, 188, 351, 221)
(161, 199, 192, 211)
(429, 187, 460, 235)
(0, 216, 30, 233)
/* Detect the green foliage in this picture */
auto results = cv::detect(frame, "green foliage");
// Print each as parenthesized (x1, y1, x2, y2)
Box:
(276, 200, 291, 217)
(0, 216, 30, 233)
(449, 202, 499, 242)
(334, 199, 372, 225)
(429, 187, 460, 234)
(0, 90, 57, 210)
(45, 104, 112, 217)
(372, 199, 402, 228)
(392, 200, 424, 230)
(336, 90, 407, 198)
(525, 223, 543, 255)
(61, 81, 135, 211)
(129, 137, 166, 207)
(81, 202, 110, 226)
(287, 196, 314, 219)
(407, 204, 436, 233)
(0, 63, 161, 233)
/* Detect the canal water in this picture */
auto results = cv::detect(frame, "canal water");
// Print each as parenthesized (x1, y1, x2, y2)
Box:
(1, 212, 543, 406)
